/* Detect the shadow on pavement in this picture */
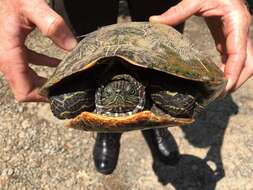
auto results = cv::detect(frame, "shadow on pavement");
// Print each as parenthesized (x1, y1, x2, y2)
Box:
(144, 95, 238, 189)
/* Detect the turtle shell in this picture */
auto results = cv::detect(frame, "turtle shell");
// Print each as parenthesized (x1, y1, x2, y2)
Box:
(40, 22, 226, 132)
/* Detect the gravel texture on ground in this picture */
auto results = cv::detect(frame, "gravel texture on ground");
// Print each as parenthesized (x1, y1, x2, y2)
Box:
(0, 1, 253, 189)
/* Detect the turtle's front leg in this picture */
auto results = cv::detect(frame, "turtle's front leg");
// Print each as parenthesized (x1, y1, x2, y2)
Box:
(150, 90, 197, 118)
(49, 90, 95, 119)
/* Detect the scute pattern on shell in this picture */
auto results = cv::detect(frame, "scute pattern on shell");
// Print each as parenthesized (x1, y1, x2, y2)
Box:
(40, 22, 227, 132)
(41, 22, 226, 107)
(41, 22, 226, 102)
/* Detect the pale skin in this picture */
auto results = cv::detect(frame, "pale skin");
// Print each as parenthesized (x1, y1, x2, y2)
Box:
(150, 0, 253, 93)
(0, 0, 252, 102)
(0, 0, 77, 102)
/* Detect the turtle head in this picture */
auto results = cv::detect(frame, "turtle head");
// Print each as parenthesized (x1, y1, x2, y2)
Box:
(95, 64, 146, 116)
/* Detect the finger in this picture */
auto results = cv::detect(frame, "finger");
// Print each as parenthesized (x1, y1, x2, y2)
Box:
(19, 70, 49, 102)
(1, 51, 48, 102)
(6, 66, 48, 102)
(19, 88, 48, 103)
(205, 17, 227, 55)
(149, 0, 200, 25)
(26, 48, 60, 67)
(205, 17, 228, 66)
(233, 39, 253, 91)
(222, 11, 250, 92)
(22, 0, 77, 50)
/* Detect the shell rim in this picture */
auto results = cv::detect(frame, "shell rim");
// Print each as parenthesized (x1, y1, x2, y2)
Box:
(40, 55, 227, 97)
(66, 110, 195, 132)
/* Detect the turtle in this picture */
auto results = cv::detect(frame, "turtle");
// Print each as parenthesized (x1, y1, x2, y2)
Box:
(40, 22, 226, 132)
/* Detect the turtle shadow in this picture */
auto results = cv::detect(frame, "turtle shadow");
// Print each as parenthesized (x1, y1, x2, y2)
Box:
(143, 95, 238, 189)
(153, 154, 217, 190)
(181, 95, 238, 181)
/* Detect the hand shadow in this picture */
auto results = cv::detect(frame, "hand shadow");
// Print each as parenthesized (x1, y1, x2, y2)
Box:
(142, 95, 238, 190)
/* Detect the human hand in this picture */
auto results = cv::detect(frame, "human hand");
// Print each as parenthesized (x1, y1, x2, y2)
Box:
(150, 0, 253, 93)
(0, 0, 77, 102)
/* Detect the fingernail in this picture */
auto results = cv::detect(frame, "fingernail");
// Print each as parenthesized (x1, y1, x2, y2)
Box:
(149, 15, 162, 23)
(225, 79, 234, 93)
(65, 37, 77, 51)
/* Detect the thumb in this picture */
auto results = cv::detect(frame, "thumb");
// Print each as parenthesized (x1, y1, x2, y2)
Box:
(22, 0, 77, 50)
(149, 0, 200, 25)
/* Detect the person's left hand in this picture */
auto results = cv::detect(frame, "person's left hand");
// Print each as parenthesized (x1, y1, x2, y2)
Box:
(150, 0, 253, 93)
(0, 0, 77, 102)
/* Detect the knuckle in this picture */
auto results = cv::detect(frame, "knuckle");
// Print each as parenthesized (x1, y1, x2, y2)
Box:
(233, 54, 246, 66)
(236, 52, 247, 63)
(243, 10, 252, 26)
(241, 7, 252, 26)
(246, 13, 252, 25)
(44, 15, 64, 37)
(241, 50, 247, 61)
(171, 5, 184, 15)
(221, 4, 231, 15)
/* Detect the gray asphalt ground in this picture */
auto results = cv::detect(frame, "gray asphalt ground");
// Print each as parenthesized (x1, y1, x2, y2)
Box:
(0, 2, 253, 190)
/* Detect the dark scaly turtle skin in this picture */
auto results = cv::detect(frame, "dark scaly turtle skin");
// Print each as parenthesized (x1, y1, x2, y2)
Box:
(40, 22, 226, 132)
(95, 73, 146, 117)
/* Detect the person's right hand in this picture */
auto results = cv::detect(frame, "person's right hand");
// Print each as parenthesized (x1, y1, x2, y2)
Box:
(0, 0, 77, 102)
(149, 0, 252, 94)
